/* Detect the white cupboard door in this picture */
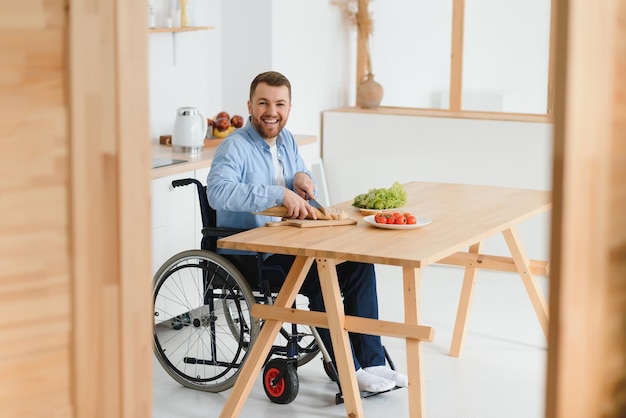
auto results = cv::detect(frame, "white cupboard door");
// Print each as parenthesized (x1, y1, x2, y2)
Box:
(151, 171, 197, 275)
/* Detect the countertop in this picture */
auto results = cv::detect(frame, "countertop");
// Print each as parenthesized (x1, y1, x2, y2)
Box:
(151, 134, 317, 179)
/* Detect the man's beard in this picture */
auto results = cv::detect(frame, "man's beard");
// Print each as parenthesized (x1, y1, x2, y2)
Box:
(252, 116, 285, 139)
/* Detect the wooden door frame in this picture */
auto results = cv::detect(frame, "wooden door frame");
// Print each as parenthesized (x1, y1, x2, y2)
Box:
(69, 0, 152, 416)
(547, 0, 626, 417)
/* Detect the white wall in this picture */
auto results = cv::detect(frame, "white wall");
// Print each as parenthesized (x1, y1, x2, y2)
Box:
(370, 0, 551, 113)
(148, 0, 222, 142)
(220, 0, 272, 120)
(149, 0, 346, 145)
(270, 0, 352, 139)
(323, 113, 553, 197)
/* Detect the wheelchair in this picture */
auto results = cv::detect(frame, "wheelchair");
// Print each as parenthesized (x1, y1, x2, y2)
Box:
(152, 178, 337, 404)
(153, 178, 399, 405)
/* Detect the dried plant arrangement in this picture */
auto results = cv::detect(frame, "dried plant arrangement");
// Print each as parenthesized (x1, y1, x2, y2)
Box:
(331, 0, 383, 108)
(331, 0, 373, 36)
(331, 0, 374, 74)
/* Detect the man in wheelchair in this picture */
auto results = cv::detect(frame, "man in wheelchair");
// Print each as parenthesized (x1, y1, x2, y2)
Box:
(206, 71, 407, 394)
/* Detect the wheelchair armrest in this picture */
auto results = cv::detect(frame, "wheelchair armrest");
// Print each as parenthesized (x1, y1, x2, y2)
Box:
(202, 226, 246, 239)
(202, 226, 245, 252)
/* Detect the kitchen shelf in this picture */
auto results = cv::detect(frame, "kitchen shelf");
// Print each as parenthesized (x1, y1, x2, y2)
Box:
(149, 26, 215, 65)
(149, 26, 214, 33)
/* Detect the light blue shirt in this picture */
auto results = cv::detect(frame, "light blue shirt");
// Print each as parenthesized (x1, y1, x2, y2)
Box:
(206, 118, 315, 253)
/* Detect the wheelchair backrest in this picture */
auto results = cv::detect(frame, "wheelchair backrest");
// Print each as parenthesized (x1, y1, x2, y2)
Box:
(171, 178, 244, 252)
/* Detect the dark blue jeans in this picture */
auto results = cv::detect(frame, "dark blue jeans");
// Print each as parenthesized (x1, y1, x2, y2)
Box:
(258, 254, 387, 370)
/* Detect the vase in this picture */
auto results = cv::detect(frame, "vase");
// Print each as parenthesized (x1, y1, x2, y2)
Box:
(180, 0, 189, 27)
(357, 73, 383, 109)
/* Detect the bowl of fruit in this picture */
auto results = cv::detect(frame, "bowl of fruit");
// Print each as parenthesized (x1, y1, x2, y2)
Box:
(207, 111, 245, 139)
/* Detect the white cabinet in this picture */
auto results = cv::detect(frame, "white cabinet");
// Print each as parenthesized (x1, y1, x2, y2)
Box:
(322, 110, 554, 204)
(151, 167, 214, 275)
(151, 170, 197, 275)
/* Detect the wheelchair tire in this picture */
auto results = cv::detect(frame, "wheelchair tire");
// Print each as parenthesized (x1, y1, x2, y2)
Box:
(263, 358, 299, 404)
(153, 249, 259, 393)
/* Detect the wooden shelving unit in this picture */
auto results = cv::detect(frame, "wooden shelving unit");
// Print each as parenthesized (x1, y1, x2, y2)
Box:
(149, 26, 214, 33)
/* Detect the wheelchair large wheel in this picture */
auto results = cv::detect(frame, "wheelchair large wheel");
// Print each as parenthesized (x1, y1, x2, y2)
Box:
(153, 249, 259, 393)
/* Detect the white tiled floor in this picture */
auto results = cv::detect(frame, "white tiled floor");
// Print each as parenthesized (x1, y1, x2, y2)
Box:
(153, 265, 548, 418)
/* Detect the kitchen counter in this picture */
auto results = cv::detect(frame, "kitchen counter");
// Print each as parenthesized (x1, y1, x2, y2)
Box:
(151, 134, 317, 179)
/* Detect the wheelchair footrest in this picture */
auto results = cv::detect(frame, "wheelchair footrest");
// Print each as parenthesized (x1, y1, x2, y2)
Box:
(335, 385, 403, 405)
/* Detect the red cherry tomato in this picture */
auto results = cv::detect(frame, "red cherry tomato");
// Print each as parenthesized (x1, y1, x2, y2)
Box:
(396, 215, 407, 224)
(406, 215, 417, 224)
(376, 216, 387, 224)
(386, 216, 396, 224)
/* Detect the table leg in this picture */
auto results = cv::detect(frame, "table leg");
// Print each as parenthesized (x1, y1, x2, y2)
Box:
(316, 257, 364, 418)
(403, 265, 425, 418)
(449, 242, 482, 357)
(502, 227, 549, 337)
(219, 256, 314, 418)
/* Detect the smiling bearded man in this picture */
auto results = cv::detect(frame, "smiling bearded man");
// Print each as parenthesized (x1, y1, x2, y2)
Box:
(207, 70, 408, 394)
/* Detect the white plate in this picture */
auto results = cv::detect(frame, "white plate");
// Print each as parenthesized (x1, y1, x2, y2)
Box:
(363, 215, 431, 230)
(354, 206, 403, 216)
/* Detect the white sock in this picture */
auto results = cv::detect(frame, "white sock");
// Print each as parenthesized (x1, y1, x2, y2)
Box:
(355, 368, 396, 393)
(363, 366, 409, 388)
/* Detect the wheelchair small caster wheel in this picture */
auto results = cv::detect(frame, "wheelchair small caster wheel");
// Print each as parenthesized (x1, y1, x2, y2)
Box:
(263, 358, 299, 404)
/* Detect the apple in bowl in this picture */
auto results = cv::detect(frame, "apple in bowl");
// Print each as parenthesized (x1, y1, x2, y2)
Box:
(230, 115, 244, 129)
(216, 111, 230, 121)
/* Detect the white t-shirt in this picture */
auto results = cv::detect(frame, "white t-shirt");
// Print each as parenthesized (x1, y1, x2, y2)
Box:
(270, 143, 286, 187)
(270, 144, 286, 221)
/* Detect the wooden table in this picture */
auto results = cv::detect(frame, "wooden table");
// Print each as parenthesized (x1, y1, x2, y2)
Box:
(217, 181, 552, 417)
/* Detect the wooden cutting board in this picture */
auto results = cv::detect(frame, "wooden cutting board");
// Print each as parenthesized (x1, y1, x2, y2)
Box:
(265, 218, 357, 228)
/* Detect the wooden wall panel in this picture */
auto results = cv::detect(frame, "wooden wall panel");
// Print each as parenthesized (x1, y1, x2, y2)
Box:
(69, 0, 152, 416)
(0, 0, 72, 416)
(115, 1, 153, 415)
(547, 0, 626, 417)
(604, 0, 626, 414)
(1, 0, 151, 416)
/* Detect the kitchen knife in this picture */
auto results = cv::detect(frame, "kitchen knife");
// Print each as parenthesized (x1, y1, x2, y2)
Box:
(306, 196, 327, 216)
